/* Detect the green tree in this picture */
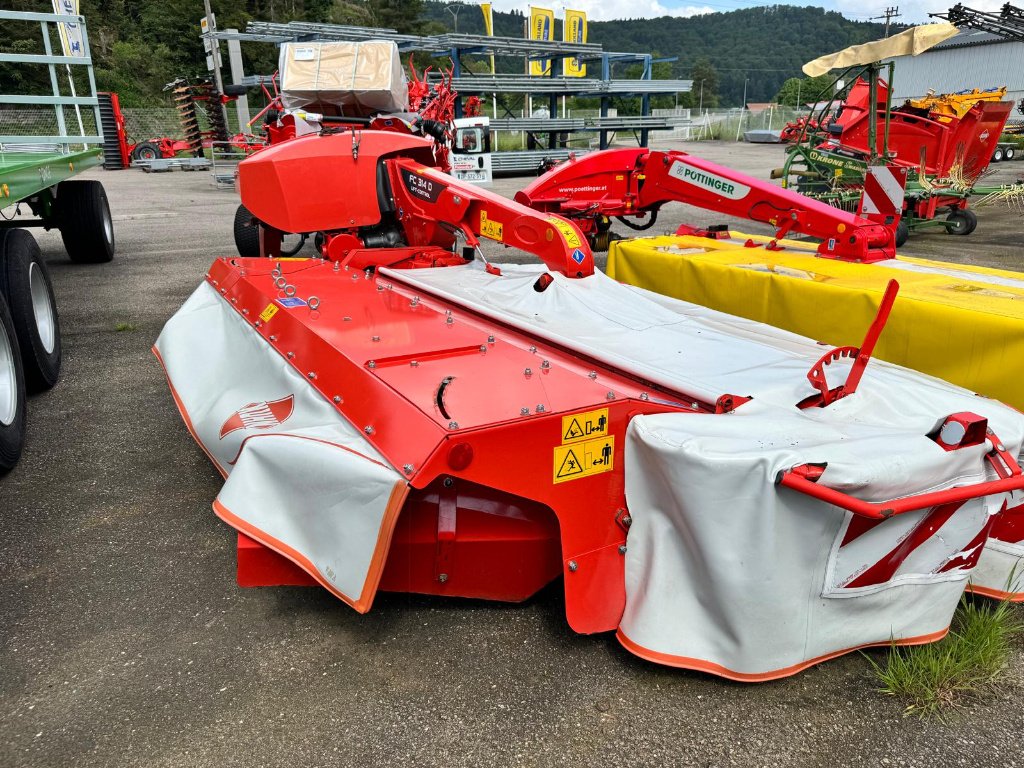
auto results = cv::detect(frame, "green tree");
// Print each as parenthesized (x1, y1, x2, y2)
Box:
(775, 75, 836, 107)
(369, 0, 426, 33)
(622, 55, 676, 110)
(329, 1, 374, 25)
(690, 57, 719, 110)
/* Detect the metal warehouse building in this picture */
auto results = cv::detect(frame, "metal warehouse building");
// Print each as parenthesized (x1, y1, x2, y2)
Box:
(886, 29, 1024, 105)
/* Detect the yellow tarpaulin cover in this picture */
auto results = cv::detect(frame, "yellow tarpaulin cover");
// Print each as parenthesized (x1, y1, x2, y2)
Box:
(802, 22, 959, 77)
(608, 233, 1024, 410)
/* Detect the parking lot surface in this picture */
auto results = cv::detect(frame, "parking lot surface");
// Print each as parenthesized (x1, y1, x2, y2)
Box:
(2, 141, 1023, 767)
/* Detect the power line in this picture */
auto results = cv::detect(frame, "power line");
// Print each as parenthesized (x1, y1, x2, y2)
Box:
(869, 6, 902, 37)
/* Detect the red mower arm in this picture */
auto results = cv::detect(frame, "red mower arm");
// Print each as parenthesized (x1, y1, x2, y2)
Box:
(387, 157, 595, 278)
(515, 148, 899, 262)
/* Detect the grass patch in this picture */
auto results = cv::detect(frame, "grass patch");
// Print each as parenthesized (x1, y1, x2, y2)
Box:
(867, 596, 1023, 718)
(115, 321, 137, 332)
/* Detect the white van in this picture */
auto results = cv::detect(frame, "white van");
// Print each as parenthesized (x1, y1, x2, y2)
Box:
(451, 117, 492, 184)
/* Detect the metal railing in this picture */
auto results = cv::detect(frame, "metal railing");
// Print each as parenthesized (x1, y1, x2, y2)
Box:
(0, 9, 102, 150)
(491, 148, 590, 174)
(209, 141, 265, 189)
(490, 118, 587, 132)
(435, 75, 692, 96)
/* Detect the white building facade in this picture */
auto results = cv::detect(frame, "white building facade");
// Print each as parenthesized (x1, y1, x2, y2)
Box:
(886, 29, 1024, 108)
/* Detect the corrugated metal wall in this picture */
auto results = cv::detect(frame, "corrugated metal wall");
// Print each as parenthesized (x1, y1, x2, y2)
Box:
(886, 40, 1024, 105)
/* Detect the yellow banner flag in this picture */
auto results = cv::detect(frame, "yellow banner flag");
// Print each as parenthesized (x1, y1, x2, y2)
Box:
(52, 0, 86, 58)
(529, 6, 554, 77)
(480, 3, 495, 74)
(481, 3, 493, 35)
(563, 9, 587, 78)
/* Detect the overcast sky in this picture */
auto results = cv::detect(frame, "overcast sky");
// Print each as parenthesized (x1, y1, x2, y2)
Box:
(489, 0, 1003, 24)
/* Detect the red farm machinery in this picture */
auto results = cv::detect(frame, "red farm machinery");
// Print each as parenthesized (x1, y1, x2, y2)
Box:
(776, 62, 1021, 244)
(514, 146, 905, 258)
(154, 35, 1024, 680)
(100, 79, 263, 170)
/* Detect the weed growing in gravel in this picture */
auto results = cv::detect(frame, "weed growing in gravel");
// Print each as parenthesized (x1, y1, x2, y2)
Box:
(115, 322, 137, 332)
(867, 595, 1023, 718)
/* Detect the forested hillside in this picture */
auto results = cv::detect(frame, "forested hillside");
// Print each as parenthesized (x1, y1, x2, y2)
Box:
(1, 0, 894, 107)
(421, 4, 896, 105)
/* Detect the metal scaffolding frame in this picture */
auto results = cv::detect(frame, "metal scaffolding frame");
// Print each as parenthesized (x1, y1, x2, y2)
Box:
(434, 76, 693, 96)
(210, 19, 692, 152)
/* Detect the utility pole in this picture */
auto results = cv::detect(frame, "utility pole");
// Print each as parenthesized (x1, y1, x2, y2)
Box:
(871, 6, 902, 37)
(736, 77, 749, 142)
(201, 0, 228, 135)
(446, 2, 463, 33)
(202, 0, 224, 95)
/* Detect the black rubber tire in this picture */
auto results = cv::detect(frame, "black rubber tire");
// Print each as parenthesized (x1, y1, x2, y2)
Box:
(56, 180, 115, 263)
(0, 292, 26, 475)
(131, 141, 161, 161)
(894, 220, 910, 248)
(945, 208, 978, 236)
(1006, 147, 1016, 161)
(233, 203, 261, 257)
(0, 230, 61, 392)
(281, 233, 308, 257)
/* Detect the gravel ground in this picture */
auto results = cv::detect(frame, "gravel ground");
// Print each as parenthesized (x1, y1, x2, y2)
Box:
(1, 141, 1023, 768)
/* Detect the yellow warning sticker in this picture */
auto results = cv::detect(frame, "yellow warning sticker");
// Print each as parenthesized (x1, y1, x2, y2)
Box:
(548, 217, 582, 249)
(480, 210, 504, 242)
(259, 303, 279, 322)
(553, 436, 615, 484)
(561, 407, 609, 444)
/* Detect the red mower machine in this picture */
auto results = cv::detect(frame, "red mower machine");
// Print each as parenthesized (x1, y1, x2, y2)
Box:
(155, 33, 1024, 680)
(231, 55, 463, 258)
(155, 104, 1024, 680)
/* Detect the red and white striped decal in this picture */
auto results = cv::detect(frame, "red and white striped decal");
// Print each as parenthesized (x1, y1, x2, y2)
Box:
(860, 165, 906, 217)
(219, 395, 295, 439)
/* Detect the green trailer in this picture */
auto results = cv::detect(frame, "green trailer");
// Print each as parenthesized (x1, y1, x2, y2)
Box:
(1, 9, 115, 474)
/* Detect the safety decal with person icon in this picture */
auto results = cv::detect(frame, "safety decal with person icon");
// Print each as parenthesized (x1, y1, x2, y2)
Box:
(553, 436, 615, 484)
(561, 408, 609, 444)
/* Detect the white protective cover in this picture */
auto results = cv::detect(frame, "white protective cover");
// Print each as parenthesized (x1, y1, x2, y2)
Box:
(279, 41, 408, 116)
(388, 262, 1024, 679)
(154, 282, 406, 612)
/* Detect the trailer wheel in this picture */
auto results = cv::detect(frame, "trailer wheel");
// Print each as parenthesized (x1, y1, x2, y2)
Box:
(894, 220, 909, 248)
(131, 141, 161, 161)
(1006, 147, 1016, 161)
(233, 203, 261, 257)
(56, 180, 115, 263)
(945, 209, 977, 236)
(0, 230, 62, 391)
(0, 292, 26, 474)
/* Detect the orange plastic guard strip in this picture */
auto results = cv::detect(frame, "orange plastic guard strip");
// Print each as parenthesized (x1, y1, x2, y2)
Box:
(777, 462, 1024, 519)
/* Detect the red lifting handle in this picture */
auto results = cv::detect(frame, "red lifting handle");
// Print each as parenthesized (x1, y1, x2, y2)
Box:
(777, 432, 1024, 519)
(777, 466, 1024, 520)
